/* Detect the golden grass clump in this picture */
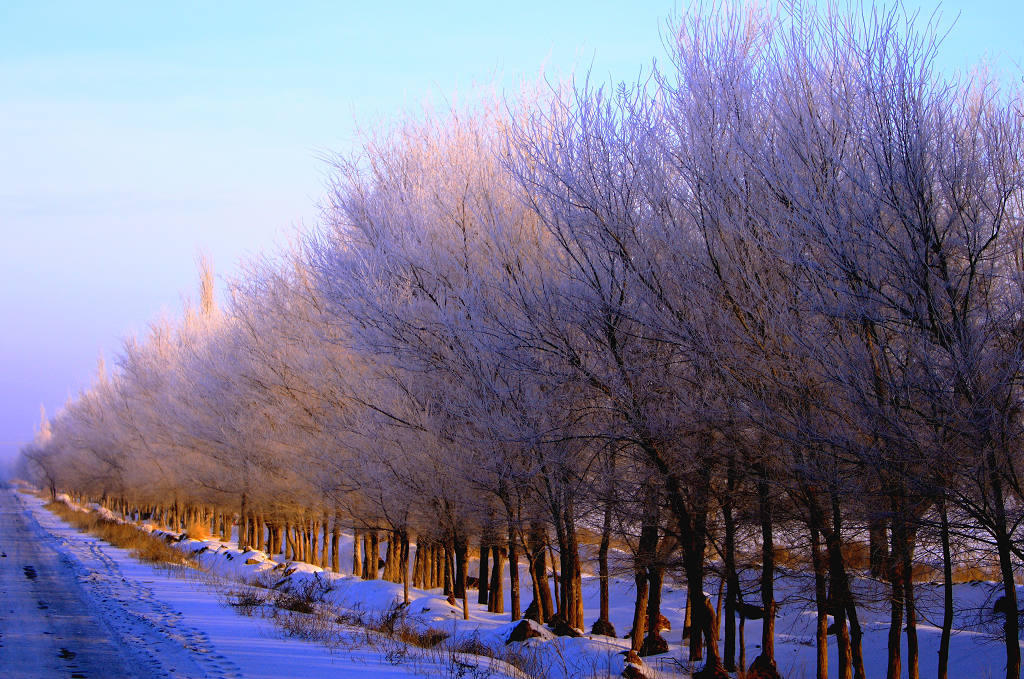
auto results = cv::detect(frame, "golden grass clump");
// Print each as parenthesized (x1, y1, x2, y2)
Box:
(951, 563, 1003, 584)
(184, 520, 210, 541)
(45, 501, 190, 566)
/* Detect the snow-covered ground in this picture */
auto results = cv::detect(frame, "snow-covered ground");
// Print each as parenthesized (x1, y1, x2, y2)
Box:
(7, 488, 517, 679)
(13, 486, 1024, 679)
(160, 522, 1024, 678)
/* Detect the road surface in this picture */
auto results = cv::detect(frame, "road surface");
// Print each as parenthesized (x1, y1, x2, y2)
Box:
(0, 484, 136, 678)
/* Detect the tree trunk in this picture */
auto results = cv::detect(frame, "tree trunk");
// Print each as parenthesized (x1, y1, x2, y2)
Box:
(507, 517, 521, 621)
(366, 531, 379, 579)
(637, 490, 664, 656)
(488, 545, 506, 614)
(308, 515, 317, 566)
(886, 510, 905, 679)
(238, 493, 248, 550)
(548, 543, 560, 617)
(352, 528, 362, 578)
(629, 563, 649, 653)
(739, 611, 747, 676)
(990, 455, 1021, 679)
(904, 525, 919, 679)
(683, 593, 691, 641)
(757, 475, 775, 664)
(477, 536, 490, 605)
(641, 565, 667, 656)
(825, 496, 852, 679)
(595, 494, 614, 635)
(443, 540, 454, 596)
(527, 523, 553, 621)
(811, 522, 829, 679)
(701, 595, 723, 670)
(454, 532, 469, 599)
(553, 499, 583, 630)
(870, 516, 890, 580)
(320, 515, 329, 569)
(938, 497, 953, 679)
(401, 531, 411, 604)
(723, 457, 738, 672)
(331, 513, 341, 573)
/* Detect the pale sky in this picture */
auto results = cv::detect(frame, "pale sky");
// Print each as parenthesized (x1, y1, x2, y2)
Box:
(1, 1, 1021, 465)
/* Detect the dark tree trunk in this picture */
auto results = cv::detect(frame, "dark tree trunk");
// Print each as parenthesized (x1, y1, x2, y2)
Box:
(641, 565, 667, 656)
(810, 521, 829, 679)
(637, 490, 664, 656)
(629, 563, 649, 653)
(886, 511, 905, 679)
(454, 532, 469, 598)
(320, 515, 329, 569)
(594, 494, 615, 635)
(331, 513, 341, 573)
(904, 524, 920, 679)
(757, 474, 776, 664)
(723, 456, 738, 672)
(443, 540, 454, 596)
(507, 516, 521, 621)
(938, 498, 953, 679)
(825, 496, 852, 679)
(412, 539, 422, 587)
(238, 493, 248, 550)
(557, 500, 584, 630)
(869, 515, 890, 580)
(527, 523, 552, 621)
(700, 595, 723, 672)
(989, 453, 1021, 679)
(548, 543, 560, 618)
(478, 536, 490, 605)
(400, 531, 410, 604)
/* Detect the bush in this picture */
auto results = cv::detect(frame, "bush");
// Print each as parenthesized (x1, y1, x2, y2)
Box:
(227, 588, 269, 615)
(45, 501, 190, 566)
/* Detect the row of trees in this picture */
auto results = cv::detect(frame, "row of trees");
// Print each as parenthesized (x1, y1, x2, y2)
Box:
(21, 4, 1024, 678)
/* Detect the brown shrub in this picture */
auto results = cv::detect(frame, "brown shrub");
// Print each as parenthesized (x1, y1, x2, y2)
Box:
(841, 541, 872, 571)
(45, 501, 190, 566)
(397, 626, 449, 649)
(773, 546, 808, 569)
(952, 563, 1002, 584)
(185, 521, 210, 541)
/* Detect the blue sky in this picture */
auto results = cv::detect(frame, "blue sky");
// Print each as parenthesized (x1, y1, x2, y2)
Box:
(0, 1, 1021, 464)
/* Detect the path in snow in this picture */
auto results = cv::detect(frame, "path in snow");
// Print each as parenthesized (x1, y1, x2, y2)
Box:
(0, 484, 136, 678)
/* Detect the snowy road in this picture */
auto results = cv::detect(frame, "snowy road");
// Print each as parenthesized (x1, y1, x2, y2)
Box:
(1, 487, 489, 679)
(0, 485, 136, 678)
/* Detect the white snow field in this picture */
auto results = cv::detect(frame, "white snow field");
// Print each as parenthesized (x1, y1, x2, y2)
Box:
(7, 486, 1024, 679)
(158, 524, 1024, 679)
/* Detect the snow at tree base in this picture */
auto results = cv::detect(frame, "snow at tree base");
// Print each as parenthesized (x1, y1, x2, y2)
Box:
(14, 3, 1024, 678)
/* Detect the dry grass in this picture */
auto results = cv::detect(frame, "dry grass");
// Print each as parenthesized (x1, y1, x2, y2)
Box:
(841, 541, 872, 571)
(773, 545, 810, 570)
(184, 520, 210, 541)
(576, 527, 633, 553)
(45, 501, 191, 566)
(951, 563, 1003, 584)
(370, 603, 449, 649)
